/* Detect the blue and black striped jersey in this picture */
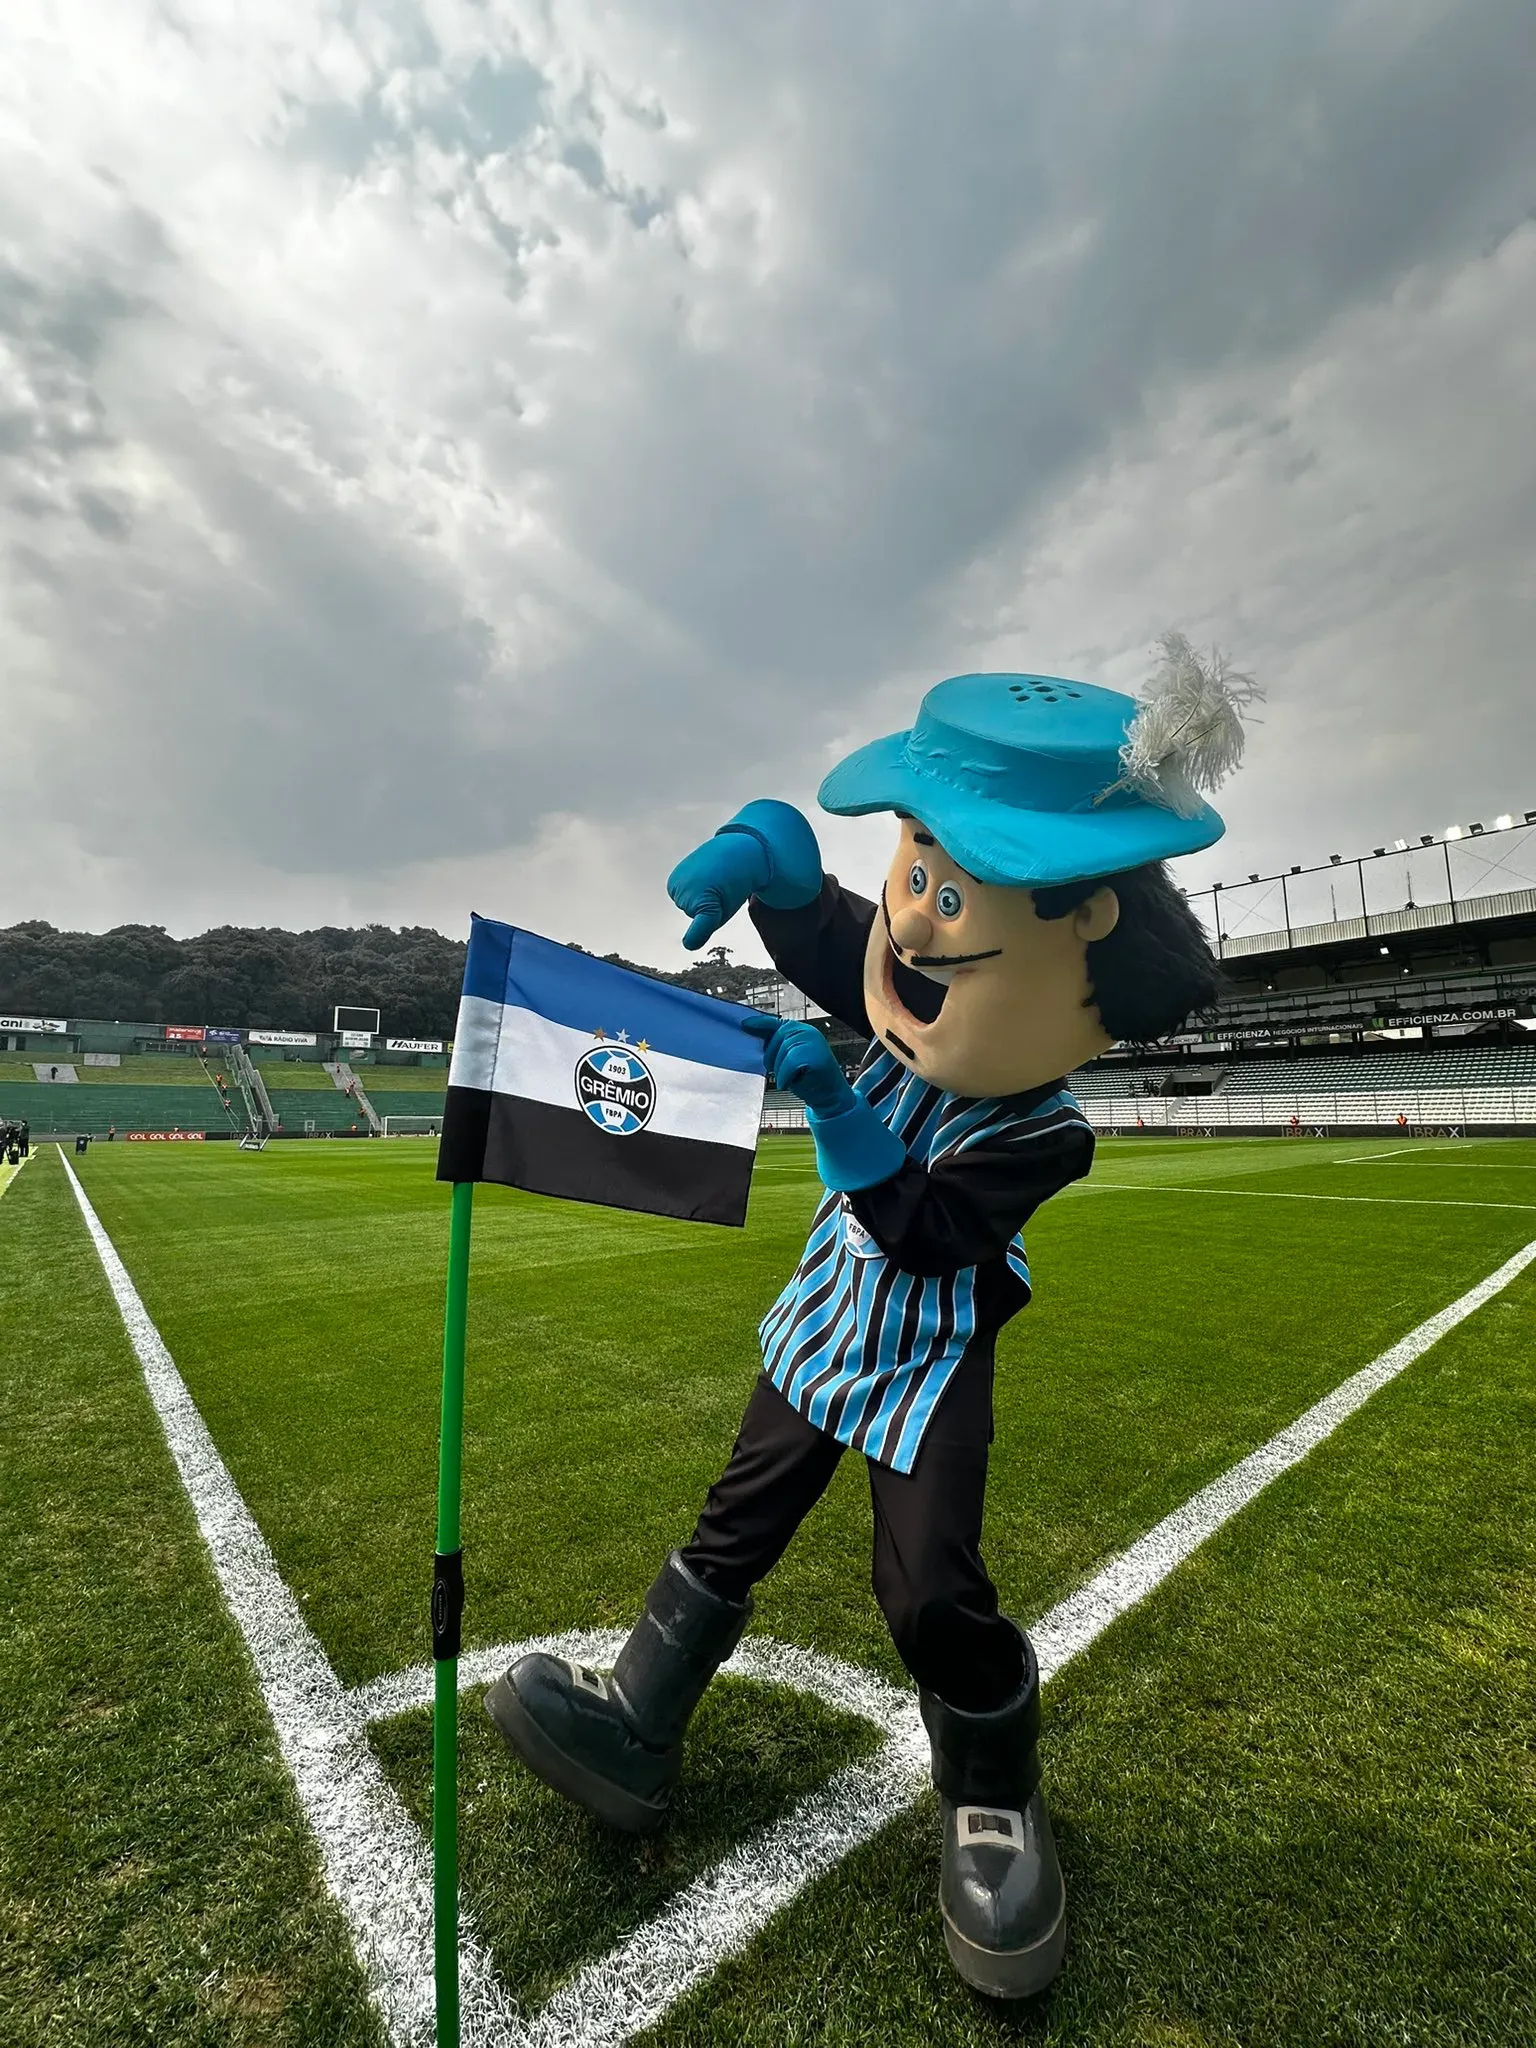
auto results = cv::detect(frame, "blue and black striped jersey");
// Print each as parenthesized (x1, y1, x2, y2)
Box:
(750, 879, 1095, 1473)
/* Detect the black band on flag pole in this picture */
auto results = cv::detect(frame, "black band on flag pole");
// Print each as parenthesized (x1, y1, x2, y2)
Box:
(432, 1550, 465, 1662)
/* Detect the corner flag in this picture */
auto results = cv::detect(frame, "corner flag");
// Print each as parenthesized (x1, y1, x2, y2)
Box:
(436, 915, 768, 1226)
(429, 917, 770, 2043)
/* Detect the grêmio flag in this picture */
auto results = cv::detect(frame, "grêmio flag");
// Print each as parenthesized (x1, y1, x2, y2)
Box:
(436, 915, 769, 1226)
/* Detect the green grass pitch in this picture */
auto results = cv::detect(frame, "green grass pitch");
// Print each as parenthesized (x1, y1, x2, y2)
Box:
(3, 1132, 1535, 2045)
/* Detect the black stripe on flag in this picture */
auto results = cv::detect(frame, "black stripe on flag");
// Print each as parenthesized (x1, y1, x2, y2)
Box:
(437, 1087, 754, 1227)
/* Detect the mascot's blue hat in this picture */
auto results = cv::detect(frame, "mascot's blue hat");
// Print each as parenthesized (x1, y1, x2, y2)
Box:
(818, 639, 1257, 888)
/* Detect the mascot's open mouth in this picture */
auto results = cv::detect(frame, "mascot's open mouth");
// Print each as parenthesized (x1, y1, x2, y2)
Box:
(889, 951, 949, 1025)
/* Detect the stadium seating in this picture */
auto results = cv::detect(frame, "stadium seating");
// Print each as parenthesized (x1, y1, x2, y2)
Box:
(367, 1091, 450, 1118)
(264, 1089, 372, 1135)
(1066, 1065, 1180, 1099)
(0, 1080, 241, 1136)
(1216, 1045, 1536, 1096)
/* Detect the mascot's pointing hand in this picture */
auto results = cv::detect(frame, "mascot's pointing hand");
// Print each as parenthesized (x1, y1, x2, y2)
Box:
(748, 1019, 854, 1118)
(745, 1015, 906, 1192)
(667, 800, 824, 950)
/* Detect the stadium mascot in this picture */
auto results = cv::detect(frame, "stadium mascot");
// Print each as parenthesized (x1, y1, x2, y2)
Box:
(487, 634, 1254, 1999)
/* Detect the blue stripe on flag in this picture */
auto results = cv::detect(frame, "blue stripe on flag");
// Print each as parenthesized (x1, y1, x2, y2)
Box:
(462, 915, 767, 1075)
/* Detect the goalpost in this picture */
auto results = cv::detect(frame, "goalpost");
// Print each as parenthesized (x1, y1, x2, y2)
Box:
(383, 1115, 443, 1138)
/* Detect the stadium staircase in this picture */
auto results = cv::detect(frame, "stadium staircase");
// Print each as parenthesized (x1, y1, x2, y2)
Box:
(232, 1044, 277, 1137)
(324, 1061, 383, 1135)
(197, 1054, 247, 1135)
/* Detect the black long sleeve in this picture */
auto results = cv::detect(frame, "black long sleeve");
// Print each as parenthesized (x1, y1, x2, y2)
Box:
(749, 876, 875, 1037)
(849, 1105, 1094, 1279)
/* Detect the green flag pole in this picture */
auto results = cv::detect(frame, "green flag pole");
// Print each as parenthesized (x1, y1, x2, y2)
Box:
(432, 1179, 475, 2048)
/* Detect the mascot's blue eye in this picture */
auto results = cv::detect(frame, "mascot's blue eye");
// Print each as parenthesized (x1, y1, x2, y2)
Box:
(935, 881, 965, 919)
(908, 862, 928, 897)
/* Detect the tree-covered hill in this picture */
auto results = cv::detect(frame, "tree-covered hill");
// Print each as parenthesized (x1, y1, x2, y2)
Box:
(0, 921, 766, 1037)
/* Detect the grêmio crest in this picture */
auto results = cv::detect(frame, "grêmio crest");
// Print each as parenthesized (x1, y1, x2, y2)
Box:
(574, 1043, 656, 1136)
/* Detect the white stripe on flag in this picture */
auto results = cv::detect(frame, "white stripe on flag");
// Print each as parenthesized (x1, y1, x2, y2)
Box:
(448, 994, 505, 1091)
(451, 996, 761, 1152)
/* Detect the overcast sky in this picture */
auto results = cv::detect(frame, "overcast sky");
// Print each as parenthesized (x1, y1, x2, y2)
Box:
(3, 0, 1534, 971)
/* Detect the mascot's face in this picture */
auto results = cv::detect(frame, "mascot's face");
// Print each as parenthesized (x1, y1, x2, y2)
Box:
(862, 817, 1119, 1097)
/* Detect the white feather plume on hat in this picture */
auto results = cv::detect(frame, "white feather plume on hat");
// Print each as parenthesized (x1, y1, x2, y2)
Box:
(1104, 631, 1262, 818)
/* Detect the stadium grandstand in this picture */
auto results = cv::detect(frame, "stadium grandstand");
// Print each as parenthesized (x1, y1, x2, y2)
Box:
(0, 1023, 447, 1143)
(749, 805, 1536, 1136)
(7, 807, 1531, 1143)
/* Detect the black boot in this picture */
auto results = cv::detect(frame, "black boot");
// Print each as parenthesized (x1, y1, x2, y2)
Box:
(920, 1626, 1066, 1999)
(484, 1551, 750, 1833)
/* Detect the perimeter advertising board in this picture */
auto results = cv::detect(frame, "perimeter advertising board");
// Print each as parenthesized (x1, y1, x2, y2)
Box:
(249, 1031, 318, 1047)
(1, 1015, 68, 1035)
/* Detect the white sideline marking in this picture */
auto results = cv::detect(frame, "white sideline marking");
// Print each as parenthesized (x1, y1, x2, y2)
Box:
(1089, 1181, 1536, 1212)
(60, 1153, 521, 2048)
(1031, 1237, 1536, 1678)
(60, 1146, 1536, 2046)
(1332, 1144, 1456, 1162)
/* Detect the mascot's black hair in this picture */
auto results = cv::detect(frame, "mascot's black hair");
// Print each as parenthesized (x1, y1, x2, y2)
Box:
(1033, 861, 1222, 1045)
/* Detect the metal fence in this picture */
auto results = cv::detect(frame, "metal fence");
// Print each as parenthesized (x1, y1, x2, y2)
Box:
(760, 1105, 811, 1132)
(762, 1089, 1536, 1136)
(1083, 1088, 1536, 1131)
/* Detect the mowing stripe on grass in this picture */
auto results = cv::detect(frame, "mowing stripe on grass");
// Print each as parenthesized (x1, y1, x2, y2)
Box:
(60, 1143, 1536, 2048)
(1089, 1182, 1536, 1212)
(1030, 1236, 1536, 1679)
(58, 1152, 523, 2048)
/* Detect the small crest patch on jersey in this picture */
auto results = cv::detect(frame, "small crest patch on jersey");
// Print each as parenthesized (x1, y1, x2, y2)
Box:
(840, 1194, 883, 1260)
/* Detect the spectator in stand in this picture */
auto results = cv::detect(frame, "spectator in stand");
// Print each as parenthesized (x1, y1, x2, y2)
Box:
(107, 1125, 117, 1142)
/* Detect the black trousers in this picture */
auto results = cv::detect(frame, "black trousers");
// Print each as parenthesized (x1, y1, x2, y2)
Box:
(680, 1350, 1024, 1712)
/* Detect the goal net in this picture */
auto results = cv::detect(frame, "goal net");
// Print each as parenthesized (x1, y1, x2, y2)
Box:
(382, 1115, 443, 1138)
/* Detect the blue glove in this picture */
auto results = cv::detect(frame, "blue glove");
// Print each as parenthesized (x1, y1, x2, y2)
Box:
(748, 1019, 906, 1192)
(756, 1019, 856, 1117)
(667, 800, 823, 951)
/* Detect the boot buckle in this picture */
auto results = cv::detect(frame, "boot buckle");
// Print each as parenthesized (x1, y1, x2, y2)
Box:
(566, 1660, 610, 1699)
(955, 1804, 1024, 1852)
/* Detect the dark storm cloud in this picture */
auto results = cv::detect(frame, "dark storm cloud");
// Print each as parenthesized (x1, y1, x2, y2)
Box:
(2, 0, 1535, 936)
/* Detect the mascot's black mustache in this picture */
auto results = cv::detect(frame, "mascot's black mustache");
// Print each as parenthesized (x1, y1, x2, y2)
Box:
(891, 954, 948, 1024)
